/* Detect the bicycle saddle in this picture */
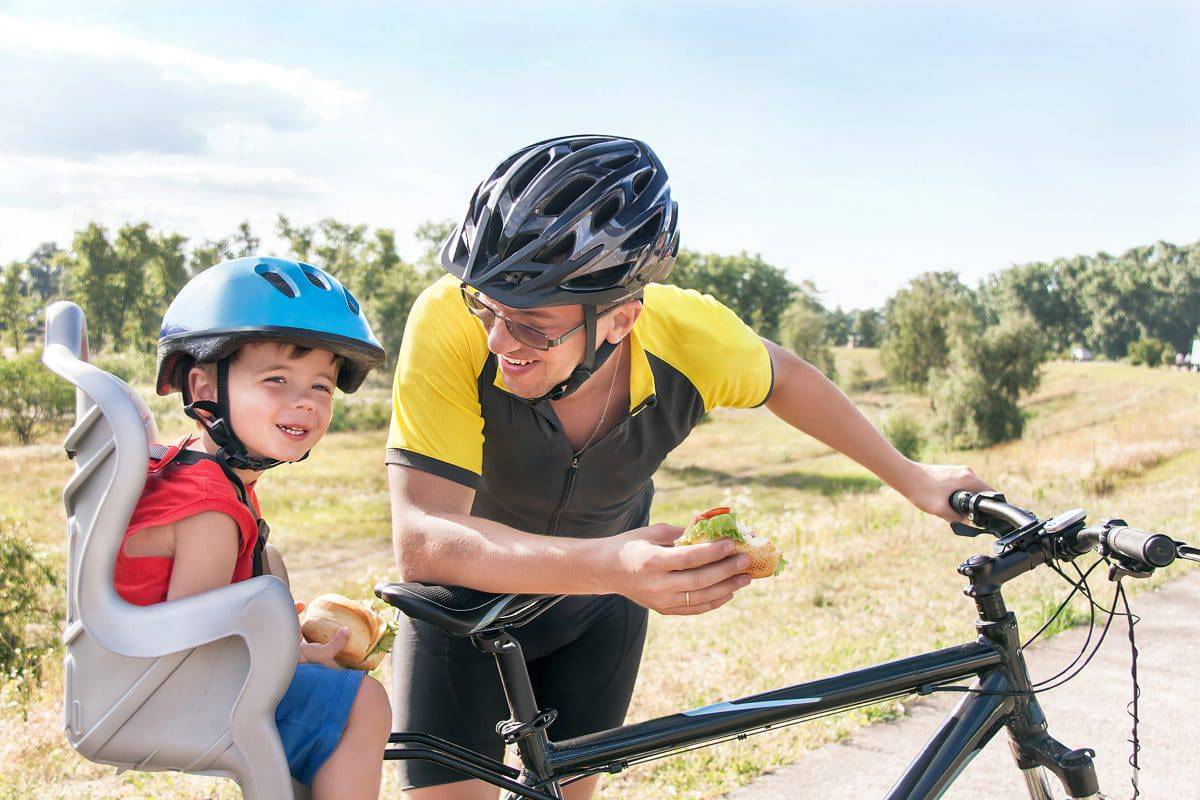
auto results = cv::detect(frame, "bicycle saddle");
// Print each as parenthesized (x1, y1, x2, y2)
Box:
(375, 582, 566, 637)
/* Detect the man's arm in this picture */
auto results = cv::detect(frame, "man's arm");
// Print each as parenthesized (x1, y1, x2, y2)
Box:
(389, 465, 751, 614)
(762, 340, 990, 521)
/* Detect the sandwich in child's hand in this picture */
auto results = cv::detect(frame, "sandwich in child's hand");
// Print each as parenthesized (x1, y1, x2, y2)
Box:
(673, 507, 787, 579)
(300, 593, 398, 671)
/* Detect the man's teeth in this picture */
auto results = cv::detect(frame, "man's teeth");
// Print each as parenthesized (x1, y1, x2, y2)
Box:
(503, 356, 534, 366)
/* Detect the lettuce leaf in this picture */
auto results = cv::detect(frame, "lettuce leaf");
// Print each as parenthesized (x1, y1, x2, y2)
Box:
(678, 512, 744, 544)
(370, 620, 398, 656)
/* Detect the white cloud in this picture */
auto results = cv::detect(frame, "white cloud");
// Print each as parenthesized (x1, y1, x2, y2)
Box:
(0, 13, 367, 159)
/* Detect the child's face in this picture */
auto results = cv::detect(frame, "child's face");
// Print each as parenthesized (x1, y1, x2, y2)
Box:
(191, 341, 339, 463)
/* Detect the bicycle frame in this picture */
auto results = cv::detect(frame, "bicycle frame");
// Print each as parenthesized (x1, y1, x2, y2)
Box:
(385, 542, 1104, 799)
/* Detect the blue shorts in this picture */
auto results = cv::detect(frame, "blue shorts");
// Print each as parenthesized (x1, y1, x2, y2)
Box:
(275, 664, 365, 785)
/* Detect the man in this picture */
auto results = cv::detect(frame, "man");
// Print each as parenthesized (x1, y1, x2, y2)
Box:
(386, 135, 988, 799)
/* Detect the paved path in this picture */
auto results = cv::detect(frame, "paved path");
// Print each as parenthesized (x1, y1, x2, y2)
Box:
(729, 570, 1200, 799)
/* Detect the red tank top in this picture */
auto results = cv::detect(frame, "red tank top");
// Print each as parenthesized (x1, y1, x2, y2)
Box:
(114, 436, 263, 606)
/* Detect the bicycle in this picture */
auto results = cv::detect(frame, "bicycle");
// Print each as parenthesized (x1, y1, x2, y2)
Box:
(374, 491, 1199, 799)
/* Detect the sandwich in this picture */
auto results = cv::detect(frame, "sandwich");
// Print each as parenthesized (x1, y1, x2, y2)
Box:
(673, 506, 786, 579)
(300, 593, 398, 670)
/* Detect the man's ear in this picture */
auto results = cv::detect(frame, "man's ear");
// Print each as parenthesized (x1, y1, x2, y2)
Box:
(603, 299, 643, 344)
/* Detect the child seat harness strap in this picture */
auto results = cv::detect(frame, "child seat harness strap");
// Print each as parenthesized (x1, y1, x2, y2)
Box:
(147, 442, 271, 578)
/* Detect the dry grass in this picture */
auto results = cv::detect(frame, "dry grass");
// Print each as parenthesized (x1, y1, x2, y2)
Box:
(2, 352, 1198, 799)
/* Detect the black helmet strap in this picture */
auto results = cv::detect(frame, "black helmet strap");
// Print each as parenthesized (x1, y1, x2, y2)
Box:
(525, 305, 618, 404)
(182, 357, 309, 472)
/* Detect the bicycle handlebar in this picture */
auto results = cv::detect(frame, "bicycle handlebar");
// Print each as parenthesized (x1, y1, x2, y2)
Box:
(949, 490, 1185, 573)
(949, 490, 1037, 531)
(1071, 525, 1177, 568)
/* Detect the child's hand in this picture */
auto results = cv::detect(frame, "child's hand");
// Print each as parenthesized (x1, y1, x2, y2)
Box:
(299, 626, 349, 668)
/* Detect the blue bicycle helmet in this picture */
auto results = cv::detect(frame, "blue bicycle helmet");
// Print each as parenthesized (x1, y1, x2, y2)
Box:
(155, 257, 386, 470)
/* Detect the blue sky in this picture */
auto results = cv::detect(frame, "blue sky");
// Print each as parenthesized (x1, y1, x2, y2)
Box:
(2, 1, 1197, 308)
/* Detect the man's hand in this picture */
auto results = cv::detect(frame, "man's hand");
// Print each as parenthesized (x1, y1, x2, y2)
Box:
(603, 523, 752, 616)
(905, 463, 993, 523)
(295, 600, 351, 668)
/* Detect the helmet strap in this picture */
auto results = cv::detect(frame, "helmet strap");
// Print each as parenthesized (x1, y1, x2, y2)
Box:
(182, 358, 309, 472)
(525, 305, 617, 404)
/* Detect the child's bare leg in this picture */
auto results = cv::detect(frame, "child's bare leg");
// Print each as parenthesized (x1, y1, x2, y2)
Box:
(311, 676, 392, 800)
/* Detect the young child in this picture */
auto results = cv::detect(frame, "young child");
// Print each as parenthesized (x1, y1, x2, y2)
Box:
(113, 257, 392, 799)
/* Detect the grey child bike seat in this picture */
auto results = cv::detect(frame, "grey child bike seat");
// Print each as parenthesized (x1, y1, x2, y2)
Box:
(43, 300, 309, 800)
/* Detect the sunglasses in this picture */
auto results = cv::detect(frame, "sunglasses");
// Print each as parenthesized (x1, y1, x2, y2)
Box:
(460, 286, 616, 351)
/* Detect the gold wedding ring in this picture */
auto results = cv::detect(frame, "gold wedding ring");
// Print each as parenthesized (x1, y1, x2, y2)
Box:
(685, 591, 691, 607)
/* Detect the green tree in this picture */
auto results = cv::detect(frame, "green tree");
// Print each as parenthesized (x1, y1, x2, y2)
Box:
(0, 263, 30, 352)
(25, 242, 64, 304)
(670, 250, 795, 340)
(232, 220, 260, 257)
(778, 296, 838, 381)
(414, 219, 457, 278)
(824, 307, 853, 347)
(852, 308, 883, 347)
(928, 313, 1044, 448)
(880, 272, 979, 390)
(60, 224, 123, 350)
(189, 238, 235, 274)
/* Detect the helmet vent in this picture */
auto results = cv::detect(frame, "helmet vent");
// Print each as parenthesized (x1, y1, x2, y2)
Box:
(631, 167, 654, 196)
(479, 210, 503, 262)
(508, 153, 551, 198)
(591, 193, 623, 231)
(541, 176, 595, 216)
(506, 231, 539, 258)
(624, 209, 664, 251)
(560, 263, 633, 293)
(257, 269, 297, 298)
(534, 233, 576, 265)
(344, 288, 360, 315)
(301, 267, 330, 290)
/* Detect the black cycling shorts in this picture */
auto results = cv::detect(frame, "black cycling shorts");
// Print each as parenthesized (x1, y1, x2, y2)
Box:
(389, 593, 649, 790)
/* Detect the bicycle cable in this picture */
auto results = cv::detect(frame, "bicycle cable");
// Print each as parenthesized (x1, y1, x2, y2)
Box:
(926, 552, 1143, 800)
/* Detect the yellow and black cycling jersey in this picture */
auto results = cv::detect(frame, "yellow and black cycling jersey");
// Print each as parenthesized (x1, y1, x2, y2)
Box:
(386, 274, 773, 539)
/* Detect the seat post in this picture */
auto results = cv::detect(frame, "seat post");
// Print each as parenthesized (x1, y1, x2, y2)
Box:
(474, 631, 539, 721)
(473, 631, 559, 789)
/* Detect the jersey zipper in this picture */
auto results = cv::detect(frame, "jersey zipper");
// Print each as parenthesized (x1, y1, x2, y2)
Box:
(547, 396, 655, 536)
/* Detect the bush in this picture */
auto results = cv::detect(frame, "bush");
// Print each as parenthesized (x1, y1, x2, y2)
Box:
(327, 395, 391, 433)
(0, 353, 74, 444)
(844, 362, 872, 393)
(0, 527, 61, 718)
(90, 349, 157, 386)
(928, 367, 1025, 449)
(881, 410, 925, 460)
(778, 302, 838, 383)
(1126, 337, 1168, 367)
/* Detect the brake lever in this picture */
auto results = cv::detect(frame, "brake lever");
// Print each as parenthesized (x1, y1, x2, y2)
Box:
(951, 521, 989, 538)
(1176, 542, 1200, 563)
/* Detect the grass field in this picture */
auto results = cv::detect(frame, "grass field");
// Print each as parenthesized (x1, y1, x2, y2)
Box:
(2, 350, 1197, 799)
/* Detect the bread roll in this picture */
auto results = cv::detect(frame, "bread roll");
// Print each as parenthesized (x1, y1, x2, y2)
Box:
(301, 593, 384, 670)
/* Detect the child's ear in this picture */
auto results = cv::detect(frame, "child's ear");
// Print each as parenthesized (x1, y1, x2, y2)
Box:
(187, 365, 216, 403)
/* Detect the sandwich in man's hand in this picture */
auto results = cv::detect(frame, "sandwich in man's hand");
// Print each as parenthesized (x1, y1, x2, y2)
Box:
(673, 506, 787, 579)
(300, 593, 398, 670)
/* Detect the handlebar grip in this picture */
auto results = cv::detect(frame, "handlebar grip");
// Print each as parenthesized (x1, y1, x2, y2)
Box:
(1106, 526, 1176, 568)
(949, 491, 973, 515)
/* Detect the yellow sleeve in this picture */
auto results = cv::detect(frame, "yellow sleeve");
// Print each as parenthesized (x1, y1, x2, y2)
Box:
(385, 275, 490, 487)
(637, 284, 774, 412)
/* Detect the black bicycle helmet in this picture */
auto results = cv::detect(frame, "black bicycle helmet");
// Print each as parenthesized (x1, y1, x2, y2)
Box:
(441, 135, 679, 401)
